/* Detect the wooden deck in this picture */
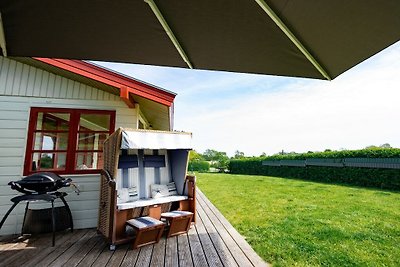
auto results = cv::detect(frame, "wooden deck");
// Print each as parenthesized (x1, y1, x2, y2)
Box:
(0, 189, 268, 267)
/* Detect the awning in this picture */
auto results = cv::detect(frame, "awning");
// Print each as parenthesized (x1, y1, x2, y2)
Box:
(121, 129, 192, 150)
(0, 1, 399, 80)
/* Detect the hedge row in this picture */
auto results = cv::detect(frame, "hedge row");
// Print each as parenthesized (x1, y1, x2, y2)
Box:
(263, 148, 400, 160)
(188, 160, 210, 172)
(229, 158, 400, 190)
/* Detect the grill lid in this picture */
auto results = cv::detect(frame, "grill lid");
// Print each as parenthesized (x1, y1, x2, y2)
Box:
(9, 172, 71, 194)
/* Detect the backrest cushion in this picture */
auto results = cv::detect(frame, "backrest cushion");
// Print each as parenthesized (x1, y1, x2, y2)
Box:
(167, 182, 178, 196)
(150, 184, 169, 199)
(117, 186, 139, 203)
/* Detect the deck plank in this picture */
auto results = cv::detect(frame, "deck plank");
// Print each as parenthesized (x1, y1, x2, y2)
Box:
(0, 235, 39, 255)
(197, 204, 238, 267)
(106, 244, 129, 267)
(0, 189, 268, 267)
(197, 192, 255, 267)
(197, 189, 268, 267)
(31, 229, 89, 267)
(91, 244, 115, 267)
(193, 215, 223, 267)
(0, 234, 51, 267)
(21, 230, 86, 267)
(135, 244, 153, 267)
(48, 230, 97, 267)
(187, 226, 208, 267)
(164, 236, 178, 267)
(120, 246, 140, 267)
(177, 234, 193, 267)
(150, 236, 166, 267)
(63, 234, 103, 267)
(76, 236, 107, 267)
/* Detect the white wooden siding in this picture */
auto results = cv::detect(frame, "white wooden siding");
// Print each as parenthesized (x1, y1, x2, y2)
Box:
(0, 57, 139, 235)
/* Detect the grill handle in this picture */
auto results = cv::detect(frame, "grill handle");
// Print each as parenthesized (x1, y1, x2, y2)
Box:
(8, 181, 35, 194)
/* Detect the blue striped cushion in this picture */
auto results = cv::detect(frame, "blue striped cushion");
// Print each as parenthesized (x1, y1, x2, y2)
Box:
(167, 182, 178, 196)
(117, 186, 138, 203)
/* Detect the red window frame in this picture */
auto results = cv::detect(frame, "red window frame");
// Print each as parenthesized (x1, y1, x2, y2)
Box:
(24, 107, 116, 175)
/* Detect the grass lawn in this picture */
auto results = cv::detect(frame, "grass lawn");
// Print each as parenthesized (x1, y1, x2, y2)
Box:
(196, 173, 400, 266)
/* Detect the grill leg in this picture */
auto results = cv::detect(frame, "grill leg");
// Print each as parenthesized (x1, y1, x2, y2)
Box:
(21, 202, 30, 234)
(59, 195, 73, 232)
(0, 202, 18, 230)
(51, 200, 55, 246)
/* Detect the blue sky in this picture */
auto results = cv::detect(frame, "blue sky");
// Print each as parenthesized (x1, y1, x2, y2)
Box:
(96, 41, 400, 157)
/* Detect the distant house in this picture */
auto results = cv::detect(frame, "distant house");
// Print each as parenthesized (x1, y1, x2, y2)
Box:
(0, 56, 176, 235)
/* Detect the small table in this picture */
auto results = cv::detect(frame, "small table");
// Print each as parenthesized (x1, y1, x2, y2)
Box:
(161, 210, 193, 238)
(0, 192, 73, 246)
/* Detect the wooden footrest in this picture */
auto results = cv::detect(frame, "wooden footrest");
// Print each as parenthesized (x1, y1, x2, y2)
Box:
(161, 211, 193, 238)
(126, 216, 165, 249)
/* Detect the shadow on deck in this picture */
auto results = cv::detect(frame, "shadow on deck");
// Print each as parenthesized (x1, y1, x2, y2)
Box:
(0, 189, 268, 267)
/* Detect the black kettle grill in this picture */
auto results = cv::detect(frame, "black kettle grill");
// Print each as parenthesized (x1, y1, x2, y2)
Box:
(0, 172, 80, 246)
(8, 172, 74, 195)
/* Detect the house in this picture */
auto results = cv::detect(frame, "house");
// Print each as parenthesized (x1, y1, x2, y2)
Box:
(0, 56, 176, 235)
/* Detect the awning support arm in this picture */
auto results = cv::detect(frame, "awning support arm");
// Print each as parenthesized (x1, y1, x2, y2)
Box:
(144, 0, 193, 69)
(254, 0, 331, 80)
(0, 12, 7, 57)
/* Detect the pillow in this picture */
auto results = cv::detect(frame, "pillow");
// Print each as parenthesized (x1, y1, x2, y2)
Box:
(150, 184, 169, 199)
(167, 182, 178, 196)
(128, 187, 139, 201)
(117, 188, 129, 203)
(117, 186, 138, 203)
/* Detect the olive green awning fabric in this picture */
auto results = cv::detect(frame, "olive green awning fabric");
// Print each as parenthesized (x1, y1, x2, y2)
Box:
(0, 0, 399, 80)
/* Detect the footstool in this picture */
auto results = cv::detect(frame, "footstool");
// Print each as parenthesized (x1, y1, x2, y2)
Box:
(126, 216, 165, 249)
(161, 211, 193, 238)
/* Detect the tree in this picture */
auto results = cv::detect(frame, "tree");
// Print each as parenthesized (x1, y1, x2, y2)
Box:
(203, 149, 224, 161)
(234, 150, 245, 159)
(380, 143, 391, 148)
(202, 149, 229, 172)
(189, 150, 204, 161)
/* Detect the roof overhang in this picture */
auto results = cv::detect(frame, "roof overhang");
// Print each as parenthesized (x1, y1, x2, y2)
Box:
(10, 56, 175, 130)
(34, 58, 176, 107)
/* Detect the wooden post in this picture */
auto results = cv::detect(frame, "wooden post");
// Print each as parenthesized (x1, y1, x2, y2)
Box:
(186, 175, 196, 222)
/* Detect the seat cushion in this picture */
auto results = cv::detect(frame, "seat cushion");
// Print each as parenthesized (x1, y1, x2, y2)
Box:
(161, 210, 193, 218)
(126, 216, 164, 229)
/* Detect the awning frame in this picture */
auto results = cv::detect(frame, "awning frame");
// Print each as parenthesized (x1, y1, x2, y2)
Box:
(254, 0, 331, 80)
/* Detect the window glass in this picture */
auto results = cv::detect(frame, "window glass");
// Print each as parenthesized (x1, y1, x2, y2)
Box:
(79, 114, 111, 131)
(77, 133, 109, 150)
(33, 133, 69, 150)
(75, 152, 102, 170)
(36, 112, 70, 130)
(32, 152, 67, 171)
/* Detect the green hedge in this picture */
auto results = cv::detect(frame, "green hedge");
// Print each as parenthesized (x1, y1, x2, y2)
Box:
(188, 160, 210, 172)
(261, 148, 400, 160)
(229, 149, 400, 190)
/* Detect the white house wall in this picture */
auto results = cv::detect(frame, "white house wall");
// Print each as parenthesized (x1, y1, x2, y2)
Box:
(0, 57, 139, 235)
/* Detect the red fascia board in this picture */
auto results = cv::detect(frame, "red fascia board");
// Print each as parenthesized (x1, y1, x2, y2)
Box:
(34, 58, 175, 107)
(120, 86, 136, 108)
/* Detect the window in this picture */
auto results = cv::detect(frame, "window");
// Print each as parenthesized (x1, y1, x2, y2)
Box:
(24, 107, 115, 175)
